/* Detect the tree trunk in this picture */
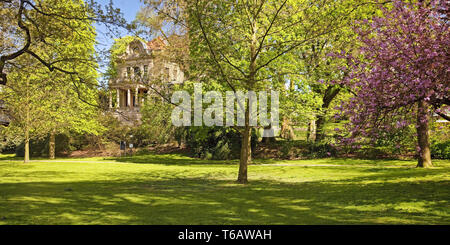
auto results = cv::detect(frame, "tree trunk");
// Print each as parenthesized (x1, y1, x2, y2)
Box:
(262, 124, 276, 144)
(238, 106, 251, 184)
(315, 115, 325, 142)
(416, 100, 432, 168)
(280, 117, 295, 140)
(315, 85, 340, 142)
(237, 18, 256, 184)
(49, 131, 56, 159)
(24, 130, 30, 163)
(24, 91, 30, 163)
(306, 119, 316, 142)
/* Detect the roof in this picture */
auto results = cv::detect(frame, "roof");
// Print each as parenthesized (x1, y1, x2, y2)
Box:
(146, 37, 166, 51)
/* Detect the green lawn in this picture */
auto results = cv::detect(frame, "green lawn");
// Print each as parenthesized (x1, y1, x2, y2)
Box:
(0, 153, 449, 224)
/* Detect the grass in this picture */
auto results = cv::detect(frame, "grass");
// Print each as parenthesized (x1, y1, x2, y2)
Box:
(0, 153, 449, 224)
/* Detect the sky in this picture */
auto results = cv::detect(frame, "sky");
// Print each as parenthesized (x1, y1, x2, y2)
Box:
(94, 0, 144, 50)
(94, 0, 144, 77)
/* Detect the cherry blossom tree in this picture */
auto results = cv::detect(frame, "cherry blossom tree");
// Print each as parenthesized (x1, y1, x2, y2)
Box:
(335, 0, 449, 167)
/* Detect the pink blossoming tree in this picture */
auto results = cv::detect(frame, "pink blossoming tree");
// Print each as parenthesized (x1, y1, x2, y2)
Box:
(335, 0, 449, 167)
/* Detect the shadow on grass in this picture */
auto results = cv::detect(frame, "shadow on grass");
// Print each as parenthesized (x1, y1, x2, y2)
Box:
(109, 153, 239, 166)
(0, 168, 448, 225)
(0, 155, 22, 161)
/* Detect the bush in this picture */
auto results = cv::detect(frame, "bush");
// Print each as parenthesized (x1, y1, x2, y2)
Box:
(182, 127, 258, 160)
(305, 142, 337, 158)
(356, 146, 393, 159)
(280, 140, 294, 159)
(431, 141, 450, 159)
(0, 140, 18, 154)
(15, 134, 70, 157)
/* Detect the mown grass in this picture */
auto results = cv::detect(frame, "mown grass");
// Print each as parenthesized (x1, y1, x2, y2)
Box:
(0, 153, 448, 224)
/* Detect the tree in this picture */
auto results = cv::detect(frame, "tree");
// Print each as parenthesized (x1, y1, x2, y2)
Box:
(1, 0, 104, 162)
(0, 0, 127, 86)
(139, 0, 387, 183)
(0, 57, 49, 162)
(335, 0, 449, 167)
(289, 1, 382, 142)
(186, 0, 373, 183)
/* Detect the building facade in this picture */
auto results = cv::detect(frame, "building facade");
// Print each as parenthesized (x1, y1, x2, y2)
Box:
(108, 37, 184, 123)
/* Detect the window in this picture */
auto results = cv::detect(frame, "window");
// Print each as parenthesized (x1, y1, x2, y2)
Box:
(134, 67, 141, 78)
(126, 67, 131, 78)
(143, 65, 148, 77)
(165, 67, 170, 80)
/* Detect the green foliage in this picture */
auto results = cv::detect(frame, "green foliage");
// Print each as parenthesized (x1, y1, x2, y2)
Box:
(139, 98, 176, 145)
(279, 140, 295, 159)
(305, 142, 338, 158)
(184, 127, 240, 160)
(371, 125, 417, 155)
(0, 0, 104, 160)
(98, 113, 131, 144)
(15, 134, 70, 157)
(182, 127, 258, 160)
(431, 141, 450, 160)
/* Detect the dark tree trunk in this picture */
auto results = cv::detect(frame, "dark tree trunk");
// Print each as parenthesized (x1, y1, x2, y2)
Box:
(315, 85, 340, 142)
(416, 100, 432, 168)
(262, 124, 276, 144)
(315, 115, 326, 142)
(306, 119, 316, 141)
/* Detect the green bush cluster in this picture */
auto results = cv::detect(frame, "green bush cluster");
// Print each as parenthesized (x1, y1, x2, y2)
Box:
(15, 134, 70, 157)
(182, 127, 258, 160)
(431, 141, 450, 159)
(305, 142, 338, 158)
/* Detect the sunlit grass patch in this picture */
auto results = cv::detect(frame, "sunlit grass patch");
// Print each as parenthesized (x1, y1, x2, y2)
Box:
(0, 153, 448, 224)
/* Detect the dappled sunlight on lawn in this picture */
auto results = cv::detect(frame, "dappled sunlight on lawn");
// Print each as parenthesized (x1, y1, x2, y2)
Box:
(0, 153, 448, 224)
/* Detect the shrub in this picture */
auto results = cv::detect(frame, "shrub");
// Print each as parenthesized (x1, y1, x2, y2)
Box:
(182, 127, 258, 160)
(15, 134, 70, 157)
(431, 141, 450, 159)
(305, 142, 337, 158)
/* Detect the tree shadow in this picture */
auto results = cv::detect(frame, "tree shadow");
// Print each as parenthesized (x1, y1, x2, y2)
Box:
(108, 153, 239, 166)
(0, 168, 448, 225)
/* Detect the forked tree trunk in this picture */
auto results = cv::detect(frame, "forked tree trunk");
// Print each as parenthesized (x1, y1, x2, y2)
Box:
(49, 131, 56, 159)
(416, 100, 432, 168)
(237, 19, 256, 184)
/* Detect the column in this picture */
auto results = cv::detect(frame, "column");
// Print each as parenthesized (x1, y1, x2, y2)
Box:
(135, 87, 139, 107)
(127, 89, 131, 107)
(109, 91, 112, 108)
(116, 89, 120, 108)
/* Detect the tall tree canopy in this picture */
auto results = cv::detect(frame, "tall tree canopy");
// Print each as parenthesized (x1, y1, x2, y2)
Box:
(1, 0, 105, 162)
(0, 0, 127, 86)
(334, 0, 449, 167)
(185, 0, 377, 183)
